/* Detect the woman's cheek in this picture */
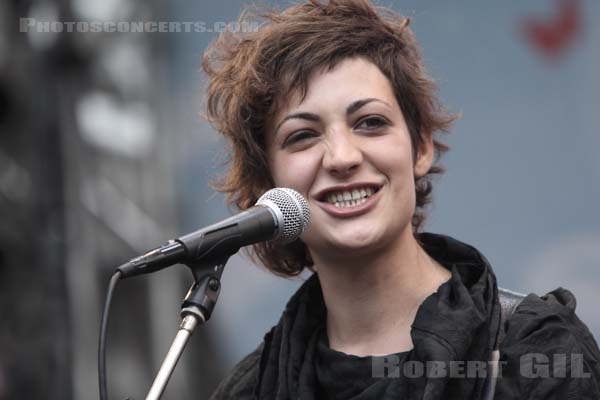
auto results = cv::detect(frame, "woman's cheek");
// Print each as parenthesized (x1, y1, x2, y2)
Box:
(272, 151, 318, 188)
(289, 155, 318, 191)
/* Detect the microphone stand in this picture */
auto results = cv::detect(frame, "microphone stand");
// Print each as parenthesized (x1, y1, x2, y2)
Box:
(145, 259, 227, 400)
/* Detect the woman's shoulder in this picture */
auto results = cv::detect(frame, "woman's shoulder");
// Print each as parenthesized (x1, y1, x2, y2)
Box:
(496, 287, 600, 399)
(503, 287, 598, 351)
(209, 342, 263, 400)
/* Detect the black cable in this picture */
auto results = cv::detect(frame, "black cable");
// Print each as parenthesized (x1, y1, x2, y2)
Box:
(99, 271, 122, 400)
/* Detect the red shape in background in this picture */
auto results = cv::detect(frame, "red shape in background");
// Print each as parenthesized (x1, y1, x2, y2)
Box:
(521, 0, 582, 60)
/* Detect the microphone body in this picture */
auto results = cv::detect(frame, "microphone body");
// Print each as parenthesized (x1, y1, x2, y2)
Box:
(117, 188, 310, 279)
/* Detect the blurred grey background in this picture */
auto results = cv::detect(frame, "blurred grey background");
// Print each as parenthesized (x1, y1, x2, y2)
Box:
(0, 0, 598, 399)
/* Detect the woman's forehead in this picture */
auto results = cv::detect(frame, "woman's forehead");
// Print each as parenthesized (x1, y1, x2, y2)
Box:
(269, 58, 397, 125)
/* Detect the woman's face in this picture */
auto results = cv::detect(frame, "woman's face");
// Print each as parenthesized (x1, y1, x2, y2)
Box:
(266, 57, 433, 261)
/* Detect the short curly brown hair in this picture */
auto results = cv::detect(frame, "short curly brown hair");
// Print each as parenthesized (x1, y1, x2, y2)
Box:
(202, 0, 456, 277)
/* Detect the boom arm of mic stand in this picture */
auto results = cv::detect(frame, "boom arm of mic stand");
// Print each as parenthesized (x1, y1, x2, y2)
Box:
(145, 259, 227, 400)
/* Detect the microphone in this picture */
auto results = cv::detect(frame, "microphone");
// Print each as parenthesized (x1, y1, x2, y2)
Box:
(117, 188, 310, 279)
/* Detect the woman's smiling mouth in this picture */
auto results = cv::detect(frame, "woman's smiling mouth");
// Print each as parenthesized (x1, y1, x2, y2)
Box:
(323, 186, 378, 208)
(315, 183, 383, 217)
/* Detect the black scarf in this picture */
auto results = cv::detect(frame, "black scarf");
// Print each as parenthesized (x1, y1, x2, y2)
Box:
(255, 233, 502, 400)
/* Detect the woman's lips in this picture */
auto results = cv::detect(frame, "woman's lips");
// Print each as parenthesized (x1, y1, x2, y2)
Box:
(315, 186, 383, 218)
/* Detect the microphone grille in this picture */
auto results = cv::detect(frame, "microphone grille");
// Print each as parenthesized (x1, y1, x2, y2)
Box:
(256, 188, 311, 243)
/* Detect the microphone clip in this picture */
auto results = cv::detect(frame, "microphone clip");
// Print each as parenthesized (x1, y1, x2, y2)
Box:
(180, 258, 228, 323)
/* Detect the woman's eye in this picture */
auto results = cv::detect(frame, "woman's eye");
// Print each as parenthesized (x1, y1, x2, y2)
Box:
(356, 116, 388, 130)
(283, 131, 316, 147)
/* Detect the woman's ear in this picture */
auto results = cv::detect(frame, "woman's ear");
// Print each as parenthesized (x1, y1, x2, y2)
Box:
(414, 132, 434, 178)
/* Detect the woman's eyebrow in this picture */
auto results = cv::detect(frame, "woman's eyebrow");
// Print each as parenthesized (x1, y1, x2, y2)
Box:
(275, 112, 320, 135)
(346, 98, 390, 115)
(274, 98, 390, 135)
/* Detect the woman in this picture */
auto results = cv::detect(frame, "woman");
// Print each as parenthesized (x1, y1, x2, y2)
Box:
(202, 1, 600, 398)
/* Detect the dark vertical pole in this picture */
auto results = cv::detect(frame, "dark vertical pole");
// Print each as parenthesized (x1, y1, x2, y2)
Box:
(0, 0, 72, 398)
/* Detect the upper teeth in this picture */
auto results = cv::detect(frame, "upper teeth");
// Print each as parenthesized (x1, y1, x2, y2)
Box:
(325, 187, 376, 208)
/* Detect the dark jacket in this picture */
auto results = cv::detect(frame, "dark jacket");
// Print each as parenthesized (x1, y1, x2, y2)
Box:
(210, 233, 600, 399)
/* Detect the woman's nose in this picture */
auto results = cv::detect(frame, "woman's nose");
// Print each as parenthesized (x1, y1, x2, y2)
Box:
(322, 130, 363, 177)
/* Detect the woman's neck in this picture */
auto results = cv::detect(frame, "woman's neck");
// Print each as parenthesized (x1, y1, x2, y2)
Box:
(311, 228, 451, 356)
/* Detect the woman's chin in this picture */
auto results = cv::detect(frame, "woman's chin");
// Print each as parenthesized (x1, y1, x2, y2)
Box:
(312, 232, 385, 255)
